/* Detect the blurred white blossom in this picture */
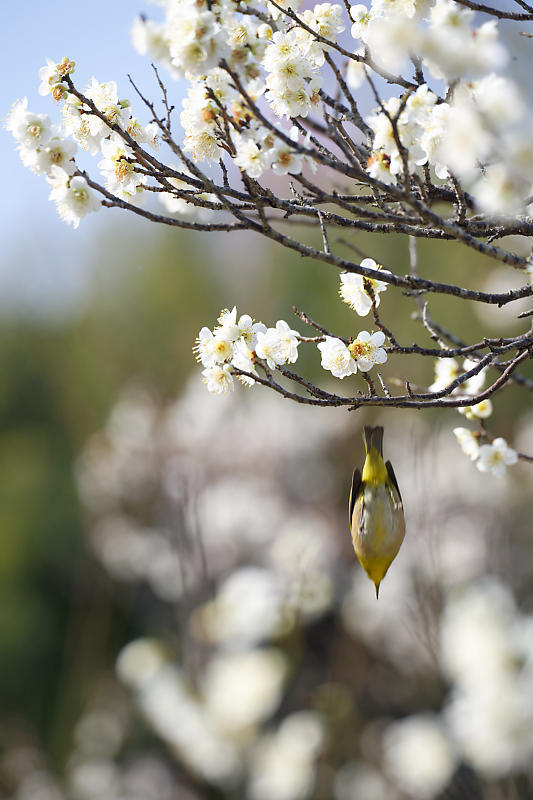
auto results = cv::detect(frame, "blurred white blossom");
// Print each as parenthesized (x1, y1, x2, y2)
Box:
(383, 714, 457, 799)
(248, 712, 324, 800)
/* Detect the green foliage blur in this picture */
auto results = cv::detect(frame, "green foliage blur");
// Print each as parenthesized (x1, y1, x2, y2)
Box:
(0, 218, 531, 774)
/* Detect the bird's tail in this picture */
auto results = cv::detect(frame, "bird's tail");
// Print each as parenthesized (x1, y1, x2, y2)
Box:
(363, 425, 384, 455)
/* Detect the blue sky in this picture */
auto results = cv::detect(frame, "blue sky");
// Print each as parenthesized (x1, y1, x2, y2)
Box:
(0, 2, 182, 316)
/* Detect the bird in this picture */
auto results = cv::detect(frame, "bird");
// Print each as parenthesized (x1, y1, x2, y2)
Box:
(349, 425, 405, 598)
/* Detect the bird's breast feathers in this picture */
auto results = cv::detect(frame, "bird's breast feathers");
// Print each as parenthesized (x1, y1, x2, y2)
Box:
(351, 482, 405, 567)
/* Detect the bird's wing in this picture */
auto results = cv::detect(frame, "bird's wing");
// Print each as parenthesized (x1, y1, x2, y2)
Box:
(385, 460, 403, 505)
(349, 467, 362, 526)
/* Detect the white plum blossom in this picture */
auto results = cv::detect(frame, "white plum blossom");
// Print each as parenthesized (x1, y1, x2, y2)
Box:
(339, 261, 389, 315)
(38, 56, 75, 99)
(267, 0, 301, 21)
(372, 0, 418, 19)
(231, 339, 259, 386)
(294, 4, 345, 66)
(364, 13, 420, 74)
(195, 324, 234, 366)
(198, 568, 284, 647)
(48, 168, 100, 228)
(454, 423, 518, 479)
(131, 16, 172, 65)
(84, 78, 131, 137)
(454, 429, 519, 475)
(348, 331, 387, 372)
(217, 306, 244, 341)
(184, 128, 223, 162)
(263, 31, 303, 74)
(317, 337, 357, 379)
(383, 714, 457, 799)
(180, 81, 225, 162)
(431, 356, 489, 399)
(209, 333, 235, 365)
(366, 150, 395, 184)
(248, 712, 324, 800)
(350, 4, 371, 40)
(194, 308, 269, 391)
(38, 58, 63, 97)
(265, 76, 322, 120)
(367, 86, 442, 182)
(256, 321, 300, 369)
(269, 141, 304, 176)
(438, 91, 492, 180)
(458, 399, 493, 421)
(430, 358, 459, 393)
(472, 165, 525, 215)
(234, 135, 271, 178)
(98, 133, 146, 200)
(440, 579, 533, 777)
(6, 98, 53, 150)
(422, 5, 507, 82)
(346, 53, 366, 88)
(453, 427, 480, 461)
(194, 327, 217, 367)
(62, 94, 105, 155)
(236, 315, 267, 350)
(202, 648, 286, 735)
(19, 135, 77, 177)
(167, 6, 230, 77)
(125, 117, 159, 148)
(307, 3, 345, 42)
(262, 29, 323, 120)
(265, 52, 313, 90)
(476, 438, 518, 477)
(216, 307, 266, 346)
(462, 357, 487, 396)
(202, 363, 234, 395)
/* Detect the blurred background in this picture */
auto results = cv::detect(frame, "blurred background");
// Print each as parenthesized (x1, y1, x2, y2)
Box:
(2, 3, 533, 800)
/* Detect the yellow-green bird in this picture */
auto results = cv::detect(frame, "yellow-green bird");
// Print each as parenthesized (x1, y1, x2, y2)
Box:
(349, 426, 405, 598)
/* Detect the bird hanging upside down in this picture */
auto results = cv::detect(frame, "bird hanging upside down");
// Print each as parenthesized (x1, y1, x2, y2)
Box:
(349, 426, 405, 598)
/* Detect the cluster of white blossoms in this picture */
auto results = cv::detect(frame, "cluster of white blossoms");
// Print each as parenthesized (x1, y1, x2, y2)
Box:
(6, 57, 159, 227)
(430, 355, 491, 418)
(431, 356, 520, 476)
(365, 72, 533, 206)
(453, 429, 518, 477)
(375, 576, 533, 797)
(117, 638, 292, 786)
(133, 0, 344, 172)
(194, 306, 300, 394)
(318, 331, 387, 378)
(64, 378, 533, 800)
(5, 92, 100, 229)
(441, 579, 533, 778)
(366, 84, 450, 185)
(196, 262, 392, 393)
(263, 1, 346, 121)
(313, 261, 389, 378)
(349, 0, 533, 211)
(350, 0, 506, 80)
(69, 382, 343, 798)
(179, 65, 309, 176)
(9, 0, 533, 223)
